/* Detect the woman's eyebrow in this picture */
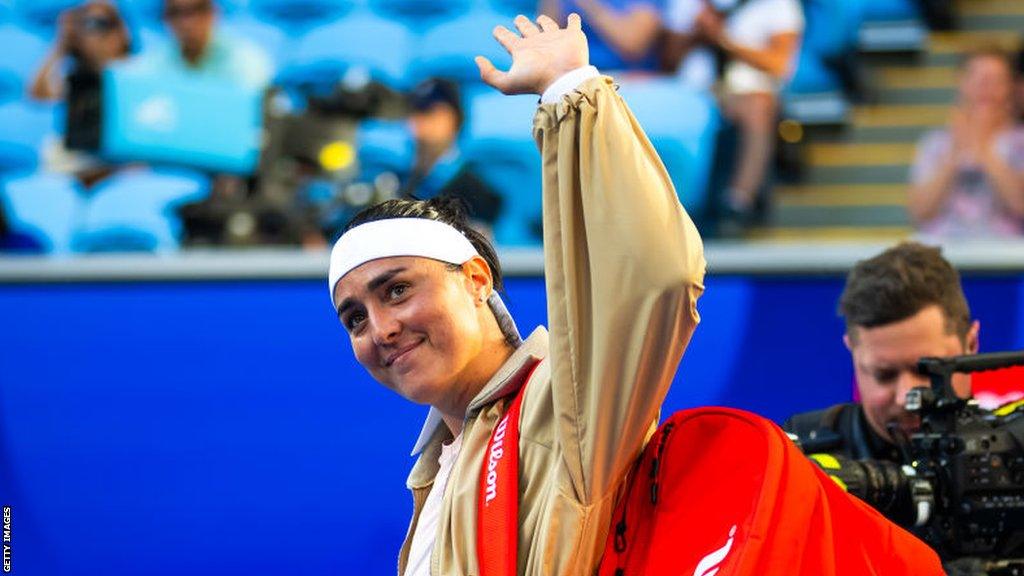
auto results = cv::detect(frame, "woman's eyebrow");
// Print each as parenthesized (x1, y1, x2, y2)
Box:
(336, 299, 356, 320)
(336, 267, 408, 319)
(367, 267, 407, 293)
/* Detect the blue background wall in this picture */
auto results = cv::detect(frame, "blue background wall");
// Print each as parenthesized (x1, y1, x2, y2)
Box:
(2, 274, 1023, 575)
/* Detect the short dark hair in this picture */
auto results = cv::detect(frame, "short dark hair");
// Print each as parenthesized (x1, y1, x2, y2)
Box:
(344, 196, 503, 292)
(839, 242, 971, 342)
(409, 78, 464, 130)
(163, 0, 214, 17)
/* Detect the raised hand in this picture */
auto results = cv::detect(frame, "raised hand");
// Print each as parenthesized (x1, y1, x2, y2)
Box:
(475, 13, 590, 96)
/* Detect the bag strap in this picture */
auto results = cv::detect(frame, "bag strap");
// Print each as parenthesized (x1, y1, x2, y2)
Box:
(476, 360, 540, 576)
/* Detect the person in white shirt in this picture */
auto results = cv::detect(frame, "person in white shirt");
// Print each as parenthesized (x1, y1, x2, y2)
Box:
(663, 0, 803, 221)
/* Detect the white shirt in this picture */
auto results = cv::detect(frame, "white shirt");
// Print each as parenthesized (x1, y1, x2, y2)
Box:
(665, 0, 804, 93)
(403, 432, 463, 576)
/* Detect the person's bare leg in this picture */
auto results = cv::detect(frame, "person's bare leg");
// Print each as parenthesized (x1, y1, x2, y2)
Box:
(724, 92, 777, 210)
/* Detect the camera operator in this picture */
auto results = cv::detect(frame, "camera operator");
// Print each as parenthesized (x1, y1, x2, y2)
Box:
(784, 242, 978, 462)
(783, 243, 1024, 574)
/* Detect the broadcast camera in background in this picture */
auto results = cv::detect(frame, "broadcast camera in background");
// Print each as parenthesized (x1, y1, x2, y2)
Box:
(795, 351, 1024, 574)
(180, 66, 407, 247)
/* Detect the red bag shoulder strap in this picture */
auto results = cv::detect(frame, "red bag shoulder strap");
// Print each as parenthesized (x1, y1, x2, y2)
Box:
(476, 360, 540, 576)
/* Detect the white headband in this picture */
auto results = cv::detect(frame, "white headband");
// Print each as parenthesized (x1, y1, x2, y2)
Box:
(328, 218, 479, 309)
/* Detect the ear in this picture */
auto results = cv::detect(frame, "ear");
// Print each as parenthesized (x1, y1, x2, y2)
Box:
(460, 256, 493, 304)
(965, 319, 981, 354)
(842, 332, 854, 352)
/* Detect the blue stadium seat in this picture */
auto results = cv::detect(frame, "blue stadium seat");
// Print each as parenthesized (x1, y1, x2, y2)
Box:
(411, 9, 514, 86)
(0, 100, 57, 173)
(617, 79, 720, 220)
(0, 23, 49, 103)
(0, 172, 84, 254)
(861, 0, 919, 22)
(283, 12, 414, 88)
(463, 91, 542, 246)
(786, 48, 842, 94)
(356, 119, 413, 180)
(71, 168, 210, 252)
(855, 0, 926, 52)
(368, 0, 472, 24)
(782, 1, 857, 124)
(800, 0, 863, 61)
(249, 0, 355, 33)
(12, 0, 80, 33)
(222, 15, 290, 68)
(486, 0, 541, 18)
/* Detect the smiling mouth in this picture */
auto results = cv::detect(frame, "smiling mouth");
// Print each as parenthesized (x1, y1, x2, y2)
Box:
(384, 341, 423, 367)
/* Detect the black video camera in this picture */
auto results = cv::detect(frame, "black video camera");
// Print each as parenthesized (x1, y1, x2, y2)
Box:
(800, 352, 1024, 569)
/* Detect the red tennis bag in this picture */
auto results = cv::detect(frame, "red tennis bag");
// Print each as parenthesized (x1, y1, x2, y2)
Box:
(597, 407, 943, 576)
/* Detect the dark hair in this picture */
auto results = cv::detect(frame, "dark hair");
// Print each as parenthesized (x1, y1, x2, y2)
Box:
(839, 242, 971, 343)
(68, 1, 132, 63)
(343, 196, 503, 292)
(409, 77, 464, 131)
(162, 0, 214, 18)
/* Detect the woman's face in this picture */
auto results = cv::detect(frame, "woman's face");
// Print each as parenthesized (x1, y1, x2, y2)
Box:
(333, 256, 491, 409)
(74, 5, 129, 66)
(959, 54, 1014, 111)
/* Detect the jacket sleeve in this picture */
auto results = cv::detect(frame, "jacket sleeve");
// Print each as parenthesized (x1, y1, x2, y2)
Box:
(532, 75, 706, 504)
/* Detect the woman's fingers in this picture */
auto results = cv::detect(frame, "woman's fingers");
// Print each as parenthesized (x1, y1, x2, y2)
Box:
(492, 25, 520, 54)
(475, 56, 510, 93)
(514, 14, 541, 37)
(536, 14, 560, 33)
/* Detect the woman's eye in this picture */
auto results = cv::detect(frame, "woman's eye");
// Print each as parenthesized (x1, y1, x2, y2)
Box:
(346, 312, 366, 331)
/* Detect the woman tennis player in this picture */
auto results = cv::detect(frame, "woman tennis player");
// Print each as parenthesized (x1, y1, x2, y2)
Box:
(328, 13, 705, 575)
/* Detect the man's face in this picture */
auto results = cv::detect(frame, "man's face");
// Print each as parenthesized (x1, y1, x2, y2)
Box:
(75, 5, 127, 66)
(164, 0, 214, 56)
(847, 305, 979, 443)
(333, 256, 490, 410)
(408, 104, 460, 149)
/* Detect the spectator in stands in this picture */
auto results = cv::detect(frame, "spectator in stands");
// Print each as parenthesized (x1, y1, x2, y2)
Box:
(29, 1, 132, 185)
(401, 78, 503, 234)
(909, 48, 1024, 238)
(540, 0, 663, 72)
(662, 0, 803, 224)
(136, 0, 272, 90)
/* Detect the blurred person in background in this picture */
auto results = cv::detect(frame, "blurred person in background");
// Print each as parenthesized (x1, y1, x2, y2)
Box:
(909, 48, 1024, 238)
(661, 0, 803, 225)
(136, 0, 271, 90)
(142, 0, 274, 246)
(30, 0, 133, 186)
(401, 78, 503, 236)
(540, 0, 663, 73)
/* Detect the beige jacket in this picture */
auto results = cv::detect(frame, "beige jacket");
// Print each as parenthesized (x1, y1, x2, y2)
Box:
(398, 76, 706, 576)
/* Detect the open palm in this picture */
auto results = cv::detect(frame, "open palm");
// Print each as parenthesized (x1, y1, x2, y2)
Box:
(475, 14, 590, 96)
